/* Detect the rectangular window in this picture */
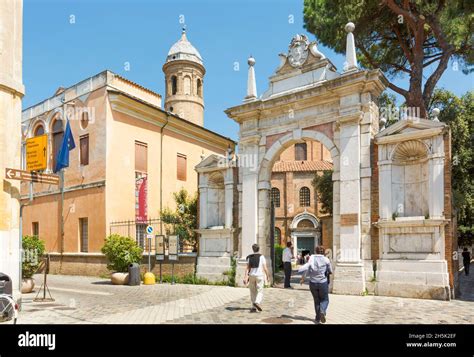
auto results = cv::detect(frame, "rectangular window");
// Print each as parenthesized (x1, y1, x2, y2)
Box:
(136, 224, 146, 249)
(80, 135, 89, 166)
(32, 222, 39, 237)
(295, 143, 307, 161)
(79, 218, 88, 253)
(177, 154, 187, 181)
(135, 141, 148, 173)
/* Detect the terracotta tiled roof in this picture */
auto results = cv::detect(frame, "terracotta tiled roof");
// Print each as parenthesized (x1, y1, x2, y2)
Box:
(272, 160, 333, 172)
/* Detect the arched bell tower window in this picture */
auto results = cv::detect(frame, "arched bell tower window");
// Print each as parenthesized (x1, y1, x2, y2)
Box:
(197, 78, 202, 97)
(171, 75, 177, 95)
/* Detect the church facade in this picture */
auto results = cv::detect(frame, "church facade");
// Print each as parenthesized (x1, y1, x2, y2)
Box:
(195, 24, 458, 300)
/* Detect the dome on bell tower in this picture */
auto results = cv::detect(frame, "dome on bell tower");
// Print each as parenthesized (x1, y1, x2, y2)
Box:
(163, 29, 205, 127)
(166, 28, 203, 65)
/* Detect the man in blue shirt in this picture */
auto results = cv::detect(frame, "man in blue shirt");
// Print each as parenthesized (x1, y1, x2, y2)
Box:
(298, 245, 332, 324)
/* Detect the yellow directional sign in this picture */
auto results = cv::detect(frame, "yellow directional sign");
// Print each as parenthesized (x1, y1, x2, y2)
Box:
(26, 135, 47, 171)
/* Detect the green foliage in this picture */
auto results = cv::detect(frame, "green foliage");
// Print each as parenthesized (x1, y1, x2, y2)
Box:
(429, 89, 473, 240)
(312, 170, 333, 215)
(161, 189, 198, 250)
(159, 273, 227, 286)
(303, 0, 473, 115)
(22, 235, 45, 278)
(223, 255, 237, 287)
(101, 234, 143, 273)
(274, 244, 284, 273)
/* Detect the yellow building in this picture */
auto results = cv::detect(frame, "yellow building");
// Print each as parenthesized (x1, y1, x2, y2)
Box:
(20, 32, 235, 258)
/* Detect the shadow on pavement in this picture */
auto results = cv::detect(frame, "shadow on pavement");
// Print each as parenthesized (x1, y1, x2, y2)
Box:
(225, 307, 250, 312)
(91, 280, 113, 285)
(280, 314, 314, 323)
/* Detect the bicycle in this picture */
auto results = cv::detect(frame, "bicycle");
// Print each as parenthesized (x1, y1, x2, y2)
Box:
(0, 294, 18, 324)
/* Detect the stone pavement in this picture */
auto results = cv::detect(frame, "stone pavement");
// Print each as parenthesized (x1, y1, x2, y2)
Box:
(10, 272, 473, 325)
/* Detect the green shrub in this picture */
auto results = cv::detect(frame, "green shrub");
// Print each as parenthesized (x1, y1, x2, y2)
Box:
(159, 273, 228, 286)
(274, 244, 284, 273)
(22, 235, 45, 278)
(101, 234, 143, 272)
(222, 254, 237, 287)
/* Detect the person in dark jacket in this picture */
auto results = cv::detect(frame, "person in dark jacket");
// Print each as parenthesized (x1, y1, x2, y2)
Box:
(462, 248, 471, 276)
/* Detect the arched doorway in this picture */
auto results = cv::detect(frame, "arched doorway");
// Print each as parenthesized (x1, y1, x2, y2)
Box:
(290, 212, 321, 263)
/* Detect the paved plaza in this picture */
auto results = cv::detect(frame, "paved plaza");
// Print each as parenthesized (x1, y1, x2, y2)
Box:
(10, 267, 474, 325)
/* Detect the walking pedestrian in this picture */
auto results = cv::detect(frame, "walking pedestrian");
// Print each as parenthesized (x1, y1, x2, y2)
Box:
(243, 244, 269, 312)
(283, 241, 294, 289)
(299, 245, 332, 324)
(462, 248, 471, 276)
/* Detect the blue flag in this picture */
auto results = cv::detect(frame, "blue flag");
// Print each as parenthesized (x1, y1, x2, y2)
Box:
(54, 119, 76, 173)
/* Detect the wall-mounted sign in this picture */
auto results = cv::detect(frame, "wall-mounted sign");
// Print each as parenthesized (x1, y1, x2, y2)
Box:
(168, 235, 179, 261)
(155, 235, 165, 261)
(26, 134, 47, 171)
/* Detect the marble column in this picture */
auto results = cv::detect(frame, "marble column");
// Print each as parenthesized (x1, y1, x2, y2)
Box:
(428, 156, 444, 219)
(332, 118, 366, 295)
(224, 168, 234, 229)
(198, 176, 208, 229)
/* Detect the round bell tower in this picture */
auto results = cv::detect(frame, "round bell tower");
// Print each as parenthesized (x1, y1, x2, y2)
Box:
(163, 29, 205, 126)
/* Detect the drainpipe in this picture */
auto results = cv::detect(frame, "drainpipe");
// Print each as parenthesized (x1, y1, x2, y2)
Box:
(19, 183, 33, 303)
(159, 114, 170, 235)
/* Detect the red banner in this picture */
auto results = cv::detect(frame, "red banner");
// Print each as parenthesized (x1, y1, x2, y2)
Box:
(135, 175, 147, 223)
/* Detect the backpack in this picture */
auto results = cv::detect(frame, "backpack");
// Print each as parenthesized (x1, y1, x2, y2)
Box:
(247, 254, 261, 269)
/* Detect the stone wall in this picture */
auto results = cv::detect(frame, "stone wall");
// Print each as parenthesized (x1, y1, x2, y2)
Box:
(39, 253, 196, 278)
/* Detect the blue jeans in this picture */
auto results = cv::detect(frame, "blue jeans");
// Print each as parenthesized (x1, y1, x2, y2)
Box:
(309, 282, 329, 322)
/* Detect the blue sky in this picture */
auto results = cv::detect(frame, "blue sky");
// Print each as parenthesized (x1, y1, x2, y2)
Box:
(23, 0, 473, 140)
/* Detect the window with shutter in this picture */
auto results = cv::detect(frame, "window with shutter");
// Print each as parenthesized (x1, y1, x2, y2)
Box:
(295, 143, 307, 161)
(135, 141, 148, 173)
(79, 218, 88, 253)
(32, 222, 39, 237)
(177, 154, 187, 181)
(80, 135, 89, 166)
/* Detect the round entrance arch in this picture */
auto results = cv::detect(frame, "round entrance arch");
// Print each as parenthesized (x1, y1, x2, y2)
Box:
(256, 129, 340, 272)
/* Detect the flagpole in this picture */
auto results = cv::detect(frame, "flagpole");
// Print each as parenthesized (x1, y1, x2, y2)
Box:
(60, 168, 65, 254)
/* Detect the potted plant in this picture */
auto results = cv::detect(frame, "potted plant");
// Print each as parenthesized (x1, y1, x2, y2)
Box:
(101, 234, 143, 285)
(21, 235, 45, 293)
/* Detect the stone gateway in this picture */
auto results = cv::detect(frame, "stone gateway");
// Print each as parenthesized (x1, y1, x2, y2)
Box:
(195, 24, 457, 300)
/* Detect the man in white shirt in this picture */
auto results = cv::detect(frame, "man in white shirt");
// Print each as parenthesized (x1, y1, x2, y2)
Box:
(282, 241, 294, 288)
(243, 244, 269, 312)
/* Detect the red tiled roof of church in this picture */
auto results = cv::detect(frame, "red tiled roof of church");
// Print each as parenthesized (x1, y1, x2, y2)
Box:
(272, 160, 333, 172)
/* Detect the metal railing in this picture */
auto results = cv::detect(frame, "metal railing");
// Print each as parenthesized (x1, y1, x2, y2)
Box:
(109, 218, 195, 253)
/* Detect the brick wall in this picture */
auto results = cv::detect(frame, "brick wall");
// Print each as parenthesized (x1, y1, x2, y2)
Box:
(370, 141, 379, 261)
(40, 253, 196, 278)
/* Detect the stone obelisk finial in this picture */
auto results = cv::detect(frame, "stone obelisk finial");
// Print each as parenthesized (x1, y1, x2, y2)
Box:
(344, 22, 358, 72)
(244, 56, 257, 101)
